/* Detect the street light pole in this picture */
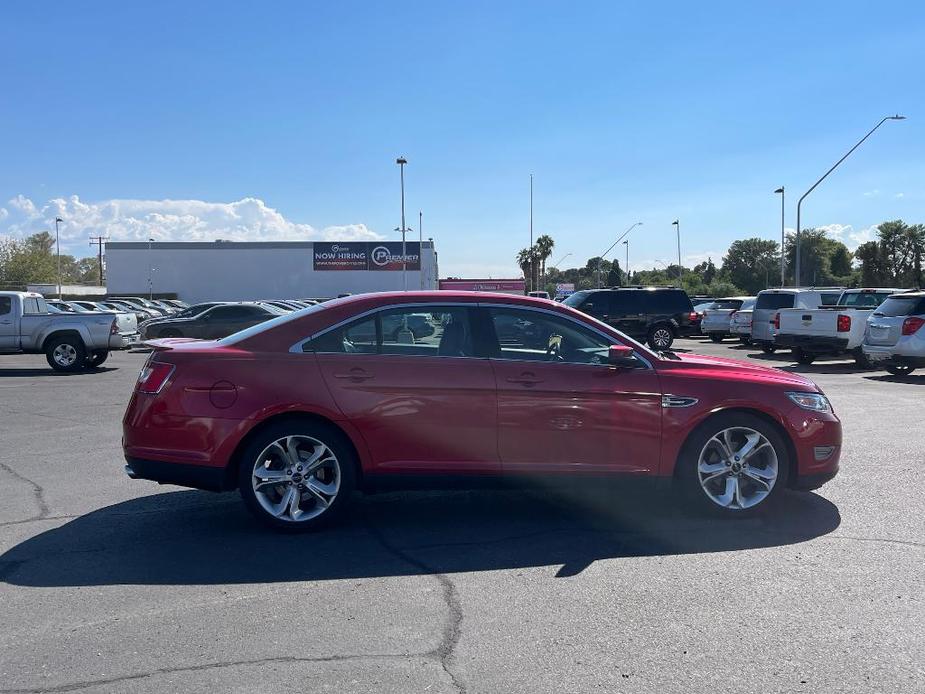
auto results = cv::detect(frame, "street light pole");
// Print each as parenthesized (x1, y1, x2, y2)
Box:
(597, 222, 642, 288)
(795, 115, 905, 286)
(672, 220, 681, 284)
(529, 174, 534, 292)
(396, 157, 408, 291)
(623, 240, 629, 285)
(147, 237, 154, 299)
(774, 187, 785, 286)
(418, 210, 423, 290)
(54, 217, 63, 299)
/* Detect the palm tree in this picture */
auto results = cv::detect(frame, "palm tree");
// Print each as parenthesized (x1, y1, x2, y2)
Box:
(534, 235, 555, 289)
(516, 248, 536, 291)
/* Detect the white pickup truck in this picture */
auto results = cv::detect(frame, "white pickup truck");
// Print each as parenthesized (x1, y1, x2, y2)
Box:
(773, 288, 902, 365)
(0, 291, 125, 371)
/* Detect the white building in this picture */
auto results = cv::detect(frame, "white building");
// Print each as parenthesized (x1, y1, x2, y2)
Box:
(105, 240, 438, 303)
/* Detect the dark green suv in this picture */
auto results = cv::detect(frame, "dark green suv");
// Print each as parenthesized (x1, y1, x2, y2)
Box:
(563, 287, 696, 350)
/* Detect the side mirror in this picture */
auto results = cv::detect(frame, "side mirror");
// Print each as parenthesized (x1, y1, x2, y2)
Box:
(608, 344, 637, 367)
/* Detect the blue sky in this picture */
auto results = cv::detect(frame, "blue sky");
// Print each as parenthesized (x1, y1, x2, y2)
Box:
(1, 1, 922, 277)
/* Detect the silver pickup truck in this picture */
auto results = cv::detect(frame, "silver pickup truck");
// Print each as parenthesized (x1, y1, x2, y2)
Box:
(0, 291, 125, 371)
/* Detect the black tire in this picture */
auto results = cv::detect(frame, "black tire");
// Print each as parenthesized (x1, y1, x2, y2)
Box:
(45, 335, 88, 372)
(160, 328, 182, 338)
(760, 344, 777, 354)
(739, 337, 752, 345)
(709, 334, 724, 343)
(793, 348, 815, 365)
(85, 350, 109, 368)
(238, 419, 357, 532)
(674, 411, 790, 518)
(886, 364, 916, 377)
(647, 324, 675, 351)
(853, 349, 872, 369)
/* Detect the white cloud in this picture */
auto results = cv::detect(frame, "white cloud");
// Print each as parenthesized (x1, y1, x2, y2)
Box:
(816, 222, 876, 249)
(0, 195, 383, 253)
(862, 189, 880, 198)
(894, 192, 905, 199)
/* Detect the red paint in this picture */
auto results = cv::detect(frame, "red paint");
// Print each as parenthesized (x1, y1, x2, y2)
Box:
(123, 291, 841, 486)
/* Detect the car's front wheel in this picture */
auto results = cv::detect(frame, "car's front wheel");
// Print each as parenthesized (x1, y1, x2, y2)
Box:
(760, 344, 777, 354)
(709, 334, 724, 343)
(676, 412, 789, 517)
(793, 347, 815, 365)
(238, 421, 357, 531)
(886, 364, 916, 377)
(647, 324, 675, 350)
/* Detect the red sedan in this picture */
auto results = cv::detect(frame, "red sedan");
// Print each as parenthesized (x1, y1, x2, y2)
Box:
(123, 292, 841, 530)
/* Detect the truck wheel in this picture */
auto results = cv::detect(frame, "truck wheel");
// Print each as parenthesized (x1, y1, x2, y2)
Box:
(45, 336, 87, 372)
(760, 344, 777, 354)
(85, 350, 109, 368)
(853, 349, 872, 369)
(739, 337, 752, 345)
(709, 334, 724, 343)
(886, 364, 916, 377)
(793, 348, 815, 365)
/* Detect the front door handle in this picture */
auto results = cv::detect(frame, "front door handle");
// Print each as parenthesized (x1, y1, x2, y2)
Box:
(507, 373, 543, 385)
(333, 368, 374, 381)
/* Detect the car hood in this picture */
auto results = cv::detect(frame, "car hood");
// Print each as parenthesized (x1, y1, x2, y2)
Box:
(659, 351, 819, 390)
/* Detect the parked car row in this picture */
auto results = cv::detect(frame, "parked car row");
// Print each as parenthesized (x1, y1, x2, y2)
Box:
(138, 298, 322, 340)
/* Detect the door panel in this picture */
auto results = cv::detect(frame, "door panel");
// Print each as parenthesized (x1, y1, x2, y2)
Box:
(312, 307, 499, 474)
(484, 306, 662, 474)
(0, 296, 16, 350)
(493, 361, 662, 473)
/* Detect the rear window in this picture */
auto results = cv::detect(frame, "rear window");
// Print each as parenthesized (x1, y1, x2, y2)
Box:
(875, 296, 924, 317)
(755, 293, 794, 310)
(820, 293, 842, 306)
(711, 299, 744, 310)
(838, 292, 891, 308)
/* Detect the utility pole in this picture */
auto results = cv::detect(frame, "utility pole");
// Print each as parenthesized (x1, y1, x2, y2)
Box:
(396, 157, 408, 291)
(774, 187, 785, 286)
(529, 174, 534, 292)
(55, 217, 63, 298)
(419, 210, 423, 290)
(89, 235, 109, 286)
(672, 220, 682, 284)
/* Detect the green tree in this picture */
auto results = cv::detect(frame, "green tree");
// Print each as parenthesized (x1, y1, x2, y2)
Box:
(784, 228, 852, 286)
(720, 238, 780, 294)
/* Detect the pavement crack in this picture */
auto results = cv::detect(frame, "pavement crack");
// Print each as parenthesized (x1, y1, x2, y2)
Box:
(828, 535, 924, 549)
(0, 462, 50, 523)
(0, 653, 422, 694)
(0, 514, 77, 529)
(363, 513, 466, 694)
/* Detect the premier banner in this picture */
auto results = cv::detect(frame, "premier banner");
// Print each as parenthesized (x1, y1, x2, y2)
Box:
(313, 242, 420, 271)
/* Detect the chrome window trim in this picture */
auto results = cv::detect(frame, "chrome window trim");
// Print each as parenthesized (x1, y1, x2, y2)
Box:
(288, 302, 478, 356)
(288, 300, 655, 370)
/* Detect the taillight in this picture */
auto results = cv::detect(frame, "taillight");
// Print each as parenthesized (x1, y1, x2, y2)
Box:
(137, 361, 175, 394)
(688, 312, 698, 322)
(902, 316, 925, 335)
(773, 312, 780, 329)
(836, 314, 851, 333)
(110, 319, 119, 335)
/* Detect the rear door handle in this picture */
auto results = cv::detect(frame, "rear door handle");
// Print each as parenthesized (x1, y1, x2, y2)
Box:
(333, 368, 374, 381)
(507, 373, 543, 385)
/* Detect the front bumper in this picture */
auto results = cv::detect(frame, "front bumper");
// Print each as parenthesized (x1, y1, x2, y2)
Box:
(774, 333, 849, 354)
(784, 405, 841, 487)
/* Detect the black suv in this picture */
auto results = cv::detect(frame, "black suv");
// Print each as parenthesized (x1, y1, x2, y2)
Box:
(562, 287, 696, 349)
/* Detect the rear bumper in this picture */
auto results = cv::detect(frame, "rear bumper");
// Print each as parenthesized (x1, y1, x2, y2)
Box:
(775, 333, 849, 353)
(124, 456, 231, 492)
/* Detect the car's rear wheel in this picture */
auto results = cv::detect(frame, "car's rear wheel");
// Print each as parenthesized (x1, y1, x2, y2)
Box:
(793, 348, 815, 365)
(647, 324, 675, 350)
(85, 350, 109, 368)
(160, 328, 182, 338)
(238, 421, 356, 531)
(738, 337, 752, 345)
(760, 344, 777, 354)
(853, 349, 871, 369)
(45, 336, 88, 372)
(676, 412, 789, 517)
(886, 364, 916, 377)
(709, 334, 724, 343)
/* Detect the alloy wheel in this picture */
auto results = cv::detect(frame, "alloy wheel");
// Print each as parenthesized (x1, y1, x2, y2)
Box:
(697, 426, 779, 510)
(251, 435, 341, 522)
(652, 328, 672, 349)
(53, 344, 78, 367)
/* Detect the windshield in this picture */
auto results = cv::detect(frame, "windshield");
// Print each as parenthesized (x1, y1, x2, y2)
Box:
(561, 291, 589, 308)
(218, 302, 328, 345)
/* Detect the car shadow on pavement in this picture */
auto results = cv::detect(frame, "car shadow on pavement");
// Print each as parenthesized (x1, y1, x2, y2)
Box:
(863, 373, 925, 385)
(0, 367, 118, 378)
(0, 486, 841, 586)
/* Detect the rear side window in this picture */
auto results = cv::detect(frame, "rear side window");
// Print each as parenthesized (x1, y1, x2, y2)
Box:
(609, 291, 640, 315)
(0, 297, 10, 315)
(756, 293, 795, 310)
(22, 298, 43, 314)
(645, 290, 693, 313)
(876, 297, 923, 317)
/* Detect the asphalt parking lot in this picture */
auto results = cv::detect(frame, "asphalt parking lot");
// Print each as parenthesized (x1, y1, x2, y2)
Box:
(1, 339, 923, 693)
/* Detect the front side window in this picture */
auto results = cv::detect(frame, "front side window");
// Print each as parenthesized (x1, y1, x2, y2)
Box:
(0, 297, 11, 315)
(487, 308, 612, 365)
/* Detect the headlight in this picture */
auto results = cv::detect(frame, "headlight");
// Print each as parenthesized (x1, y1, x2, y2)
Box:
(786, 391, 832, 413)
